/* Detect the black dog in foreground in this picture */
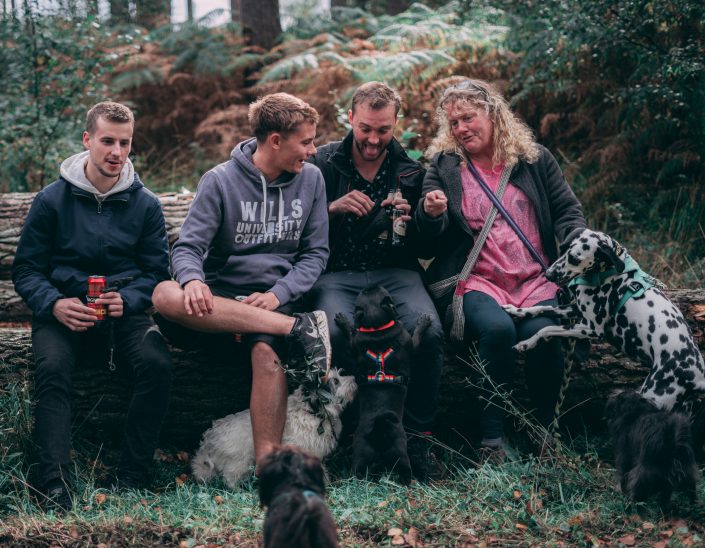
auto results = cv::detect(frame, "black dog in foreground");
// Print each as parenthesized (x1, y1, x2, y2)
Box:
(605, 391, 698, 506)
(258, 445, 339, 548)
(336, 285, 431, 485)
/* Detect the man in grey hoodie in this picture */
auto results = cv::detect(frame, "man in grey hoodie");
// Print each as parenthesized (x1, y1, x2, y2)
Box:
(13, 102, 173, 512)
(152, 93, 331, 473)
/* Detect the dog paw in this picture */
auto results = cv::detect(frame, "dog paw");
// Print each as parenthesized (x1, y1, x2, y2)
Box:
(513, 341, 530, 353)
(334, 312, 352, 328)
(502, 304, 526, 318)
(416, 314, 432, 330)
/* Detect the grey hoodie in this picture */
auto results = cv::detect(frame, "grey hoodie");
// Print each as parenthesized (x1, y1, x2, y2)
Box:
(171, 138, 329, 305)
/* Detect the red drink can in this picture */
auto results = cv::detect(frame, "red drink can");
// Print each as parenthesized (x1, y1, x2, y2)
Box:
(87, 275, 107, 320)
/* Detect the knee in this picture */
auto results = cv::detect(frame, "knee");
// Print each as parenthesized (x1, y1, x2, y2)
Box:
(251, 342, 284, 376)
(477, 318, 516, 349)
(34, 355, 72, 394)
(139, 328, 173, 383)
(151, 281, 182, 318)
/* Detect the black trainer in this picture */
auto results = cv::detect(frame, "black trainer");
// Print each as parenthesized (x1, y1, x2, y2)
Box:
(407, 434, 444, 481)
(286, 311, 332, 378)
(41, 480, 73, 514)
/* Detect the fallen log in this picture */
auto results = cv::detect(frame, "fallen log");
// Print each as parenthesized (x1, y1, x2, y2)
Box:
(0, 192, 194, 280)
(0, 289, 703, 449)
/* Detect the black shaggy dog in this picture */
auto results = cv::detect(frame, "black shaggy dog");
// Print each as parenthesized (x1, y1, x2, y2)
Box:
(335, 285, 430, 485)
(258, 445, 339, 548)
(605, 391, 698, 506)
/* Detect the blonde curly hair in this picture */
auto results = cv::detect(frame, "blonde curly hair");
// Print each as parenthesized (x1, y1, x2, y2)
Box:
(425, 79, 540, 167)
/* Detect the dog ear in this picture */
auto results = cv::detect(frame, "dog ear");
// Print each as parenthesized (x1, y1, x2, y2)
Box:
(258, 447, 293, 507)
(598, 241, 625, 272)
(381, 295, 396, 316)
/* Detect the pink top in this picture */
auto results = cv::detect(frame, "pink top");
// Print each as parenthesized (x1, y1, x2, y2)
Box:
(457, 163, 559, 307)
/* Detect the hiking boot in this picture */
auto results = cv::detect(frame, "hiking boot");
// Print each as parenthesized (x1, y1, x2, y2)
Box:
(286, 311, 331, 378)
(476, 444, 507, 466)
(407, 433, 444, 481)
(41, 480, 73, 514)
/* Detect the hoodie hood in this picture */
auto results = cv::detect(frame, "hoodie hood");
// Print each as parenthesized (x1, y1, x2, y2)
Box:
(60, 151, 135, 200)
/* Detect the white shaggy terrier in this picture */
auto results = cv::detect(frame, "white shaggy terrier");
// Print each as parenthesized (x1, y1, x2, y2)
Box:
(191, 368, 357, 488)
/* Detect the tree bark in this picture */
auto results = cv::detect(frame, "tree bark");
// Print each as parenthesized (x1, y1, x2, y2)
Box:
(186, 0, 193, 21)
(0, 192, 193, 281)
(229, 0, 239, 24)
(135, 0, 170, 28)
(109, 0, 131, 24)
(240, 0, 281, 50)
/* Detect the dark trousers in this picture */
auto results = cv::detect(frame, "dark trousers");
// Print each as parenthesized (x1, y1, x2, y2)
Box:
(309, 268, 444, 431)
(31, 314, 173, 488)
(463, 291, 564, 440)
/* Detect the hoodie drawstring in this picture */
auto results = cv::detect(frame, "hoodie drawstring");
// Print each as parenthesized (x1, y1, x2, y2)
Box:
(277, 187, 284, 240)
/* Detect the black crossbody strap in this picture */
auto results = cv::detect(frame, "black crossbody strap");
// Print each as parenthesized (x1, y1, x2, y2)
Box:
(466, 160, 548, 272)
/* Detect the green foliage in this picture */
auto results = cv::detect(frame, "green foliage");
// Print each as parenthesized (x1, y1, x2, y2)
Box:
(0, 7, 114, 191)
(496, 0, 705, 268)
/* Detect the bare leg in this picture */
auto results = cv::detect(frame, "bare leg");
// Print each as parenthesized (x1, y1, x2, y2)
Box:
(153, 281, 295, 335)
(249, 342, 288, 471)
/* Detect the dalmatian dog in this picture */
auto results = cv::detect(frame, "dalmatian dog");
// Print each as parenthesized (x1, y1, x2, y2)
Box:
(503, 228, 705, 413)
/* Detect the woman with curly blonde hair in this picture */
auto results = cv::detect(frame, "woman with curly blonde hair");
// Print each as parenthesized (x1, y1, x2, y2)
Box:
(416, 79, 586, 463)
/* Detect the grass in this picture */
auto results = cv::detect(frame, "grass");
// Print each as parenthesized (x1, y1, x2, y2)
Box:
(2, 360, 705, 546)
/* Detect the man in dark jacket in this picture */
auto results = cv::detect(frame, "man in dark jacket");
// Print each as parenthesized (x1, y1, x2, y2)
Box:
(12, 102, 173, 513)
(307, 82, 444, 480)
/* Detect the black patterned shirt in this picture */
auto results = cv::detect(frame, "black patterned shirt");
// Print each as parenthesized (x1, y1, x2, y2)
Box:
(327, 153, 394, 272)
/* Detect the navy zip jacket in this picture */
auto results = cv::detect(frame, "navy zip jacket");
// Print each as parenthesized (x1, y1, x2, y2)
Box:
(12, 175, 170, 319)
(308, 132, 431, 271)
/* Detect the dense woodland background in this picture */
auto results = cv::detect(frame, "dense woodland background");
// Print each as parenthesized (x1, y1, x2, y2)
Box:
(1, 0, 703, 289)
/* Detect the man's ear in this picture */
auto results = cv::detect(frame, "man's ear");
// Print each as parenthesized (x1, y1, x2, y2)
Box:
(82, 131, 91, 151)
(348, 109, 354, 126)
(268, 132, 282, 150)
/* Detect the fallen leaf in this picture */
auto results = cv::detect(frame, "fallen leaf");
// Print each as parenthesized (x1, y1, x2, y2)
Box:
(642, 522, 655, 530)
(395, 509, 403, 517)
(378, 500, 388, 508)
(618, 535, 636, 546)
(660, 530, 674, 539)
(123, 516, 133, 524)
(94, 493, 107, 505)
(513, 490, 522, 499)
(404, 526, 419, 546)
(96, 544, 107, 548)
(70, 527, 79, 539)
(391, 536, 405, 546)
(653, 542, 667, 548)
(515, 523, 528, 531)
(568, 515, 583, 527)
(214, 495, 224, 505)
(177, 451, 190, 462)
(388, 527, 403, 537)
(692, 304, 705, 319)
(175, 473, 189, 486)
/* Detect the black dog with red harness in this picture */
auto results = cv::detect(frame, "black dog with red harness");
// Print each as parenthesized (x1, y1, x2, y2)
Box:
(336, 285, 430, 484)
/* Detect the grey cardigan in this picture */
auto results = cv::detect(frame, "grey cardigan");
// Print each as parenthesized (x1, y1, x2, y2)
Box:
(415, 145, 587, 332)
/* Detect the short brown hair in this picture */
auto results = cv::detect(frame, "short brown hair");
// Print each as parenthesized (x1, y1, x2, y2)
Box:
(85, 101, 134, 134)
(351, 81, 402, 115)
(248, 93, 319, 142)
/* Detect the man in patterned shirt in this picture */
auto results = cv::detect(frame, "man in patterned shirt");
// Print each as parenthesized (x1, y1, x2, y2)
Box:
(307, 82, 444, 480)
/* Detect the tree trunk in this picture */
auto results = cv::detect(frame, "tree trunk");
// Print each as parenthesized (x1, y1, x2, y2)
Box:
(240, 0, 281, 50)
(109, 0, 131, 24)
(229, 0, 239, 24)
(0, 192, 193, 280)
(186, 0, 193, 21)
(135, 0, 170, 28)
(385, 0, 409, 14)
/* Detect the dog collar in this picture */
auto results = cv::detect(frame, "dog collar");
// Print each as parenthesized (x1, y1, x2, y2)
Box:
(302, 489, 322, 501)
(357, 320, 396, 333)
